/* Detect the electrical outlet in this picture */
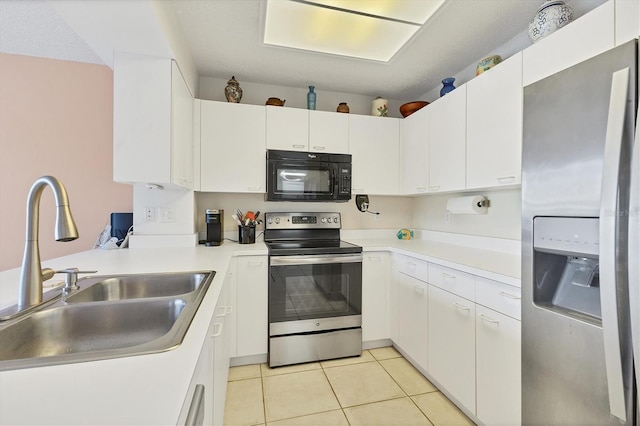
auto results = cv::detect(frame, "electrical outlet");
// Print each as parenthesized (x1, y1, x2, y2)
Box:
(375, 212, 381, 221)
(159, 208, 175, 223)
(143, 207, 155, 222)
(445, 210, 451, 224)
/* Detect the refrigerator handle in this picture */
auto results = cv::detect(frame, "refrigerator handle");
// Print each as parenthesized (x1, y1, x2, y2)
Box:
(629, 78, 640, 397)
(599, 67, 630, 422)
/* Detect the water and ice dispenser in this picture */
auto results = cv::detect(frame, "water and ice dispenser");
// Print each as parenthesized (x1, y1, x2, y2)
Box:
(533, 217, 602, 324)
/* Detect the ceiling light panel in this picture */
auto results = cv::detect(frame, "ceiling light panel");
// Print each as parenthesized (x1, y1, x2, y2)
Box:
(304, 0, 446, 24)
(264, 0, 423, 62)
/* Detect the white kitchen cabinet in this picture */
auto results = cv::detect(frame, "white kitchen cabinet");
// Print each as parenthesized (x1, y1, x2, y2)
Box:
(391, 255, 428, 369)
(309, 110, 349, 153)
(349, 115, 401, 195)
(475, 304, 521, 426)
(266, 106, 309, 151)
(466, 53, 523, 190)
(235, 255, 268, 357)
(615, 0, 640, 45)
(200, 101, 266, 193)
(427, 285, 476, 413)
(522, 1, 615, 86)
(428, 85, 466, 193)
(401, 105, 429, 194)
(362, 252, 390, 342)
(113, 53, 193, 189)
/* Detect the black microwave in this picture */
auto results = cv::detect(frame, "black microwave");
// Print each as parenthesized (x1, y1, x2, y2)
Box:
(266, 149, 352, 202)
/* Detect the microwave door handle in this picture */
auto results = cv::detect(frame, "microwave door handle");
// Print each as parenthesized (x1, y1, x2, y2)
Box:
(599, 67, 629, 422)
(629, 81, 640, 395)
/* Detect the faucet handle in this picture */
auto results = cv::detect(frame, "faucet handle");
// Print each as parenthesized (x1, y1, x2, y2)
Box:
(41, 268, 56, 281)
(55, 268, 98, 293)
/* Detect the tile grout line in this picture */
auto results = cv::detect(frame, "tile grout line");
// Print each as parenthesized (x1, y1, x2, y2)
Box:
(260, 363, 268, 426)
(319, 356, 352, 426)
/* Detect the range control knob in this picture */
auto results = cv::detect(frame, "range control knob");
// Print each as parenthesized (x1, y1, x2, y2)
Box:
(333, 217, 339, 223)
(275, 217, 280, 224)
(267, 217, 273, 224)
(321, 217, 326, 223)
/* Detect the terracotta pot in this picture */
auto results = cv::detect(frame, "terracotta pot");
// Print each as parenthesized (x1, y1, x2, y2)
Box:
(265, 97, 285, 106)
(336, 102, 350, 113)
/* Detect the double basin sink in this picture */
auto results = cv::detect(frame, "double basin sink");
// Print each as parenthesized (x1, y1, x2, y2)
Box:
(0, 271, 214, 371)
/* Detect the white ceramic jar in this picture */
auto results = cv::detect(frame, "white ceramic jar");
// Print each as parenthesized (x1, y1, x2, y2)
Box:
(528, 0, 574, 43)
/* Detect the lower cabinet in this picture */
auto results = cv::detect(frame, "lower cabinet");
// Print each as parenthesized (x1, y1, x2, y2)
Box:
(235, 256, 268, 357)
(362, 252, 390, 342)
(427, 285, 476, 413)
(475, 305, 521, 425)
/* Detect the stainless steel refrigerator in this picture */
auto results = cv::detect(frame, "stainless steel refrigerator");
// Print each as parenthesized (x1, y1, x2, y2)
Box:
(522, 40, 639, 424)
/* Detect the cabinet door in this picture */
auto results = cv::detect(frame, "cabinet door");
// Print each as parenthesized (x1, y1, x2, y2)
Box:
(170, 61, 194, 189)
(349, 115, 400, 195)
(427, 285, 476, 412)
(428, 86, 466, 192)
(401, 106, 429, 194)
(523, 1, 615, 86)
(391, 268, 427, 369)
(200, 101, 266, 193)
(476, 305, 521, 426)
(362, 252, 390, 342)
(615, 0, 640, 45)
(466, 53, 523, 190)
(309, 110, 349, 153)
(236, 256, 268, 357)
(266, 106, 309, 151)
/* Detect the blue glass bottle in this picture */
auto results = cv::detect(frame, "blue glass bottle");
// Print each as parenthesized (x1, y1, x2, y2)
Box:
(440, 78, 456, 97)
(307, 86, 316, 110)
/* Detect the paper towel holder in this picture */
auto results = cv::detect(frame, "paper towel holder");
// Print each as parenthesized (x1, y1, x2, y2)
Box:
(446, 195, 491, 215)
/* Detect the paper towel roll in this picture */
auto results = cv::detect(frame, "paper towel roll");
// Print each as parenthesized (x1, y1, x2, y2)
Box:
(446, 196, 488, 215)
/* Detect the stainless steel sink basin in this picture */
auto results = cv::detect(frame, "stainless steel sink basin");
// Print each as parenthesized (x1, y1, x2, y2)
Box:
(0, 270, 214, 371)
(64, 272, 208, 303)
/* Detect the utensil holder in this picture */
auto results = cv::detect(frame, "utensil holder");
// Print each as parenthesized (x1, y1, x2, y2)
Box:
(238, 225, 256, 244)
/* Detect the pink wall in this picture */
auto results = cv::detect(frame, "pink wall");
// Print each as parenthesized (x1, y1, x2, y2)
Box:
(0, 53, 132, 271)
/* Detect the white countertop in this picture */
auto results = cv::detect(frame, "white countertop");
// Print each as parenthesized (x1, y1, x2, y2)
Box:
(0, 231, 519, 424)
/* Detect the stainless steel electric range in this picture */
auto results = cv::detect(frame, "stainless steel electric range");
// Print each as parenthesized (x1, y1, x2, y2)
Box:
(264, 212, 363, 367)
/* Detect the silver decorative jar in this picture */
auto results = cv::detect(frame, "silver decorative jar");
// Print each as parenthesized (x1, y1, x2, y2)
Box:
(528, 0, 574, 43)
(224, 76, 243, 103)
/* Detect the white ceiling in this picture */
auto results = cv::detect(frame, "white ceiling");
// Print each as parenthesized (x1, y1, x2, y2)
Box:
(1, 0, 602, 100)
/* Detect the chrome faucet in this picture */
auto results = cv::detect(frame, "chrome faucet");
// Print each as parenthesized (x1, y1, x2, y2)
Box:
(18, 176, 78, 310)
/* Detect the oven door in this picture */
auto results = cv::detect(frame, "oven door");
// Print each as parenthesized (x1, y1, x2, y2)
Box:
(266, 160, 336, 201)
(268, 253, 362, 335)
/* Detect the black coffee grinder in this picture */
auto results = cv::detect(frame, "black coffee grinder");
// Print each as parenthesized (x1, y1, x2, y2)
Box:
(203, 209, 223, 246)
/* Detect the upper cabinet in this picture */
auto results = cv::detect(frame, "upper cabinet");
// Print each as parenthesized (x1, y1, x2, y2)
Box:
(615, 0, 640, 45)
(401, 106, 429, 195)
(266, 106, 309, 151)
(309, 110, 349, 154)
(466, 53, 523, 190)
(266, 107, 349, 154)
(200, 101, 266, 193)
(113, 53, 194, 189)
(522, 1, 615, 86)
(349, 115, 400, 195)
(428, 85, 467, 193)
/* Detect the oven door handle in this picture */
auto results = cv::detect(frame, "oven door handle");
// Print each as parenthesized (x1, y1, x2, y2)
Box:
(270, 254, 363, 266)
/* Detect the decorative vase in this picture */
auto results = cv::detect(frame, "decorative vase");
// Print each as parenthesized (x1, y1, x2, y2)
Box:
(440, 78, 456, 97)
(336, 102, 350, 113)
(476, 55, 502, 76)
(528, 1, 573, 43)
(307, 86, 316, 110)
(371, 97, 388, 117)
(224, 76, 242, 103)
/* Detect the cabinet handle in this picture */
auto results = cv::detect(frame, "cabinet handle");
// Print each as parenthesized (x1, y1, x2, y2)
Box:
(212, 323, 223, 337)
(248, 261, 263, 267)
(429, 185, 440, 191)
(352, 188, 364, 192)
(417, 187, 427, 192)
(292, 144, 306, 149)
(442, 272, 456, 280)
(312, 146, 325, 150)
(414, 285, 425, 295)
(497, 176, 516, 183)
(479, 314, 500, 324)
(453, 302, 470, 311)
(499, 291, 521, 300)
(368, 256, 382, 263)
(225, 306, 233, 314)
(247, 186, 262, 191)
(216, 306, 227, 317)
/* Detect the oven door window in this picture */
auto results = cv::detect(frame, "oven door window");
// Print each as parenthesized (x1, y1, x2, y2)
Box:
(269, 259, 362, 323)
(274, 163, 332, 195)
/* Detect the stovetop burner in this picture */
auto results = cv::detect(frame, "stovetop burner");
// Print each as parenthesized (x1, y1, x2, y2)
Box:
(266, 239, 362, 256)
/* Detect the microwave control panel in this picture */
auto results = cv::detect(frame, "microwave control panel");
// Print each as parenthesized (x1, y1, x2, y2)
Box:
(338, 166, 351, 195)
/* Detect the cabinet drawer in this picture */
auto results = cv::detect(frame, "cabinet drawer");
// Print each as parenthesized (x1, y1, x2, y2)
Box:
(475, 277, 521, 320)
(428, 264, 475, 301)
(394, 255, 428, 282)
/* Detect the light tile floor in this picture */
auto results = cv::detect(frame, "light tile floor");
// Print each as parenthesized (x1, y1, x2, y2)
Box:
(224, 346, 475, 426)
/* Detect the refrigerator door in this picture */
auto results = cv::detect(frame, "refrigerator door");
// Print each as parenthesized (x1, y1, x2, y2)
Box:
(630, 76, 640, 421)
(522, 40, 637, 425)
